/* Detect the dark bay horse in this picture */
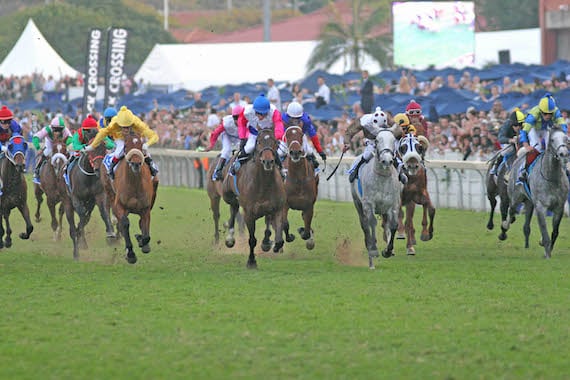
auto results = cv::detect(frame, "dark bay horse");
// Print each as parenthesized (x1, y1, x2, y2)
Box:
(351, 128, 400, 269)
(64, 140, 116, 259)
(485, 143, 517, 240)
(504, 128, 569, 258)
(34, 135, 69, 240)
(282, 125, 319, 250)
(105, 130, 159, 264)
(397, 134, 435, 255)
(0, 136, 34, 247)
(206, 154, 244, 244)
(222, 128, 286, 269)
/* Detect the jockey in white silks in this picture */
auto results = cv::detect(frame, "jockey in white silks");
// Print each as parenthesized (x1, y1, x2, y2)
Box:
(517, 93, 568, 182)
(32, 116, 73, 184)
(344, 107, 408, 184)
(206, 105, 244, 181)
(231, 94, 287, 178)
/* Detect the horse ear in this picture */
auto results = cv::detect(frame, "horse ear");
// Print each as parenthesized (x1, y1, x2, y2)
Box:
(399, 144, 408, 155)
(417, 135, 430, 151)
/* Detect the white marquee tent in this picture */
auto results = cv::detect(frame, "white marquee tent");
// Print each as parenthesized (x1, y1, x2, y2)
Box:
(0, 18, 80, 79)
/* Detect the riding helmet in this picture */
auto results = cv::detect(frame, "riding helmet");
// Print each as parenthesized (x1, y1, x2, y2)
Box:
(50, 116, 66, 130)
(371, 106, 387, 128)
(116, 106, 135, 126)
(231, 105, 245, 116)
(538, 93, 556, 114)
(81, 115, 99, 129)
(0, 105, 14, 120)
(253, 94, 270, 115)
(103, 107, 118, 118)
(393, 113, 410, 127)
(286, 102, 303, 118)
(405, 100, 422, 114)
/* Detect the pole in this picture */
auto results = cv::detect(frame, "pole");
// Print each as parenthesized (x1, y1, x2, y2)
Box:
(163, 0, 169, 31)
(227, 0, 232, 10)
(263, 0, 271, 42)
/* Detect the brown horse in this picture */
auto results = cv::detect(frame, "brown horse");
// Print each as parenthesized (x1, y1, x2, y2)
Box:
(222, 128, 286, 268)
(63, 140, 116, 260)
(34, 136, 69, 240)
(396, 134, 435, 255)
(0, 136, 34, 247)
(103, 129, 158, 264)
(206, 155, 244, 244)
(282, 125, 319, 250)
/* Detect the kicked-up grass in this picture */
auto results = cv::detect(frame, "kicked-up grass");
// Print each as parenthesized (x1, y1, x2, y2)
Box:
(1, 184, 569, 379)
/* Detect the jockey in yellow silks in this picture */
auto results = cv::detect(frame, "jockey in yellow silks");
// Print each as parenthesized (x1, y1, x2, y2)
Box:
(85, 105, 159, 178)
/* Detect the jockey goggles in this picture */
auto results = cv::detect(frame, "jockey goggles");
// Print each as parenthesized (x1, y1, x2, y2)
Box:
(0, 119, 11, 125)
(407, 109, 421, 115)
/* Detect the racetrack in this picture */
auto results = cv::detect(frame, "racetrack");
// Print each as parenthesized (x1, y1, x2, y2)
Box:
(1, 185, 569, 378)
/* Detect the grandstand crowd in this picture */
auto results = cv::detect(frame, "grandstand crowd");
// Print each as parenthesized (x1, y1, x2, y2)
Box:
(2, 68, 570, 171)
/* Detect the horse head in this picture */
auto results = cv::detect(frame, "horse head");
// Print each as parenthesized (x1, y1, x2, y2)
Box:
(124, 131, 145, 175)
(6, 135, 28, 173)
(548, 128, 569, 165)
(375, 128, 396, 169)
(255, 129, 277, 171)
(50, 137, 68, 176)
(398, 133, 425, 175)
(284, 125, 304, 162)
(85, 138, 106, 177)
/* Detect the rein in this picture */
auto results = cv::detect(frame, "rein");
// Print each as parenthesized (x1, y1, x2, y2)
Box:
(78, 153, 98, 176)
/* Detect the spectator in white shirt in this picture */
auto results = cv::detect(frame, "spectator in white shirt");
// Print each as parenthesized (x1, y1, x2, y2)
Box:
(206, 107, 220, 129)
(315, 76, 330, 108)
(267, 78, 281, 111)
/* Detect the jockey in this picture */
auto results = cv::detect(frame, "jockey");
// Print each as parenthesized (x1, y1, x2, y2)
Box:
(99, 107, 118, 128)
(32, 116, 73, 184)
(85, 105, 159, 179)
(231, 94, 286, 177)
(518, 93, 568, 182)
(0, 105, 22, 154)
(344, 107, 407, 184)
(392, 112, 426, 181)
(281, 101, 327, 174)
(70, 114, 115, 160)
(489, 108, 524, 176)
(206, 105, 244, 181)
(405, 100, 428, 137)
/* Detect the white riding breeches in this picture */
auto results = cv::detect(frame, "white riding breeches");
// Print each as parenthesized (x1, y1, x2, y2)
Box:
(527, 128, 548, 153)
(113, 139, 125, 159)
(244, 133, 287, 160)
(221, 133, 240, 160)
(43, 139, 53, 157)
(362, 141, 375, 162)
(302, 135, 315, 156)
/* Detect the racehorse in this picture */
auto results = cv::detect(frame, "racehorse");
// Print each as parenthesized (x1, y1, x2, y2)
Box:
(504, 128, 569, 258)
(34, 135, 69, 240)
(222, 128, 286, 269)
(397, 133, 435, 255)
(485, 143, 517, 240)
(351, 128, 401, 269)
(0, 136, 34, 247)
(206, 155, 244, 244)
(104, 129, 158, 264)
(64, 140, 116, 260)
(282, 125, 319, 250)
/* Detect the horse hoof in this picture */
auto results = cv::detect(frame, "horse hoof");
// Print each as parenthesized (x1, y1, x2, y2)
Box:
(381, 249, 394, 258)
(261, 241, 272, 252)
(498, 232, 507, 241)
(306, 239, 315, 250)
(420, 234, 431, 242)
(225, 237, 235, 248)
(486, 222, 494, 230)
(396, 232, 406, 240)
(369, 265, 375, 270)
(286, 234, 295, 243)
(246, 261, 257, 269)
(369, 249, 379, 258)
(141, 245, 151, 254)
(125, 251, 137, 264)
(35, 217, 41, 223)
(223, 221, 229, 229)
(273, 241, 284, 253)
(5, 240, 12, 248)
(407, 247, 415, 255)
(19, 233, 30, 240)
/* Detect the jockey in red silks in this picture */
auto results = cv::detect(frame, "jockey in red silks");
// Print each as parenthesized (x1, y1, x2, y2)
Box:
(405, 100, 429, 137)
(206, 105, 244, 181)
(0, 105, 23, 153)
(231, 94, 287, 177)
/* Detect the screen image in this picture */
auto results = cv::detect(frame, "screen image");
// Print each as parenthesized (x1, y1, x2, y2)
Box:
(392, 1, 475, 69)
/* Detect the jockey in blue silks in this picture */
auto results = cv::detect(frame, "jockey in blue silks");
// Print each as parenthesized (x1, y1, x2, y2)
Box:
(281, 101, 327, 175)
(518, 93, 568, 182)
(0, 105, 23, 154)
(99, 107, 118, 128)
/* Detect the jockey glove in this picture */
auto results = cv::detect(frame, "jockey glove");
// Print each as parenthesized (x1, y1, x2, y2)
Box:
(319, 152, 327, 161)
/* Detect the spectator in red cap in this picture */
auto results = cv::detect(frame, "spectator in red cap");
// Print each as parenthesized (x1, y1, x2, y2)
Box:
(405, 100, 428, 137)
(0, 105, 23, 154)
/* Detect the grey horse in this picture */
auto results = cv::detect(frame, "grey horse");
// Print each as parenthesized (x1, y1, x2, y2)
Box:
(504, 128, 569, 258)
(351, 128, 401, 269)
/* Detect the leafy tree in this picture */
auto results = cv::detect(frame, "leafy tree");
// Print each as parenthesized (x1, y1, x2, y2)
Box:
(476, 0, 538, 31)
(306, 0, 393, 73)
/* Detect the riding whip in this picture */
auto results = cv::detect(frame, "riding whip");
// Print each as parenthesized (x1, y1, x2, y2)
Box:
(326, 150, 345, 181)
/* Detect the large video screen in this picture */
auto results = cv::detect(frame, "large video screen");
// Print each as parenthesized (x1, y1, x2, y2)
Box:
(392, 1, 475, 69)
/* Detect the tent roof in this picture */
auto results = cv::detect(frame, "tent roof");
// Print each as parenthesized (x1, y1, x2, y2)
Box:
(0, 19, 79, 79)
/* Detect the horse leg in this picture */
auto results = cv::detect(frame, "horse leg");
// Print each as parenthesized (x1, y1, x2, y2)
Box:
(534, 204, 551, 258)
(283, 206, 295, 243)
(57, 202, 64, 241)
(522, 201, 534, 249)
(16, 200, 34, 240)
(550, 208, 564, 252)
(76, 205, 94, 250)
(34, 185, 43, 223)
(260, 215, 273, 252)
(96, 193, 116, 241)
(137, 209, 152, 254)
(244, 213, 258, 269)
(498, 196, 510, 241)
(225, 202, 239, 248)
(62, 199, 79, 260)
(486, 193, 497, 230)
(420, 192, 435, 241)
(0, 212, 4, 249)
(382, 210, 399, 259)
(47, 197, 59, 240)
(209, 193, 221, 244)
(4, 211, 12, 248)
(405, 203, 416, 255)
(396, 206, 406, 239)
(301, 206, 315, 250)
(117, 207, 136, 264)
(362, 202, 378, 268)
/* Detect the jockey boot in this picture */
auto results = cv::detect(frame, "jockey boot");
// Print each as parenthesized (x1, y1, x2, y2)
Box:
(230, 150, 249, 176)
(145, 156, 158, 177)
(212, 158, 227, 181)
(33, 155, 45, 184)
(349, 157, 368, 183)
(108, 156, 120, 180)
(489, 156, 501, 176)
(306, 154, 320, 175)
(275, 157, 287, 180)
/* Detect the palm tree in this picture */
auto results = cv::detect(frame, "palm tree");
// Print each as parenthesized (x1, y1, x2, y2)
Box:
(307, 0, 393, 72)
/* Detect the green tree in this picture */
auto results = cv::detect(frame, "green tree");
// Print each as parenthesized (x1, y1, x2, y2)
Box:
(477, 0, 538, 31)
(306, 0, 393, 73)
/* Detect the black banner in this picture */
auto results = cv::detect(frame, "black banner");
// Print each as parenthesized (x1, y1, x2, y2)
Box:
(82, 28, 103, 117)
(104, 27, 129, 109)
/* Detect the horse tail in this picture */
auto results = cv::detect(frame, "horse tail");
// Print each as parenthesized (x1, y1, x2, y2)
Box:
(125, 149, 145, 162)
